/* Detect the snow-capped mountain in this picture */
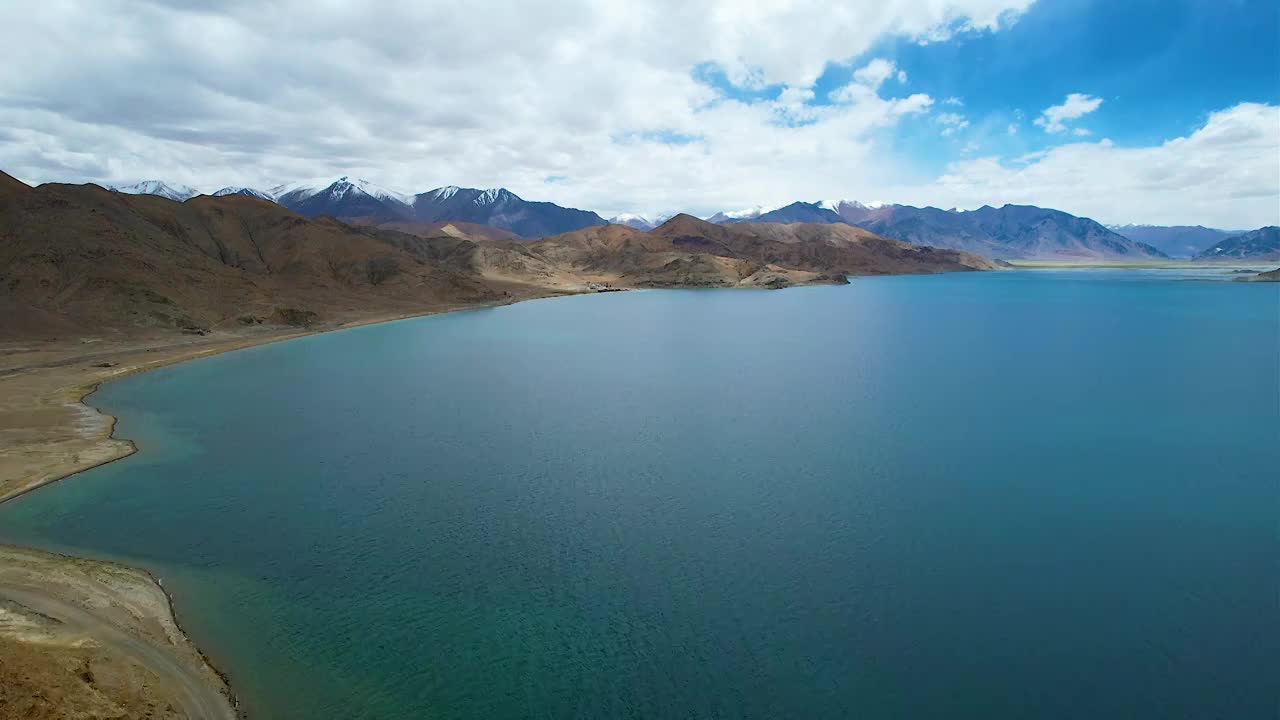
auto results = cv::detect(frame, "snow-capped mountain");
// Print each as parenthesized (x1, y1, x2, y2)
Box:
(111, 180, 198, 202)
(271, 176, 416, 220)
(752, 202, 846, 224)
(410, 186, 606, 238)
(213, 186, 275, 201)
(258, 178, 607, 237)
(270, 176, 412, 206)
(608, 213, 658, 231)
(708, 200, 889, 225)
(706, 205, 770, 224)
(818, 199, 891, 223)
(709, 201, 844, 225)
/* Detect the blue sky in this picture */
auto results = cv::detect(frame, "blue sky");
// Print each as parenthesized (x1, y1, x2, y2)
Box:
(1, 0, 1277, 226)
(870, 0, 1279, 173)
(698, 0, 1279, 183)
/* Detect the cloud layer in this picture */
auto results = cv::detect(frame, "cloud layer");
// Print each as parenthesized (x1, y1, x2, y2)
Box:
(1, 0, 1276, 228)
(933, 103, 1280, 227)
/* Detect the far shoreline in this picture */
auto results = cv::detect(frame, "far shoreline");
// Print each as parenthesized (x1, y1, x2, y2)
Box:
(1005, 258, 1279, 269)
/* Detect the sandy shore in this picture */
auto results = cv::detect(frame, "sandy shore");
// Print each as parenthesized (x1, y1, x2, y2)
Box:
(0, 294, 571, 719)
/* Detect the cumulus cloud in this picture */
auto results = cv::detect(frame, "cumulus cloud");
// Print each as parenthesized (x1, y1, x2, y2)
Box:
(1034, 93, 1103, 133)
(0, 0, 1036, 218)
(1, 1, 1275, 228)
(928, 103, 1280, 227)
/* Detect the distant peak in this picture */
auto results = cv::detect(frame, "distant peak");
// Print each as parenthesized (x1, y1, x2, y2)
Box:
(111, 179, 198, 201)
(819, 199, 889, 212)
(658, 212, 712, 227)
(212, 186, 275, 201)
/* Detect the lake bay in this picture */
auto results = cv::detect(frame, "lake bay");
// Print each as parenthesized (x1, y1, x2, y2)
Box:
(2, 269, 1276, 719)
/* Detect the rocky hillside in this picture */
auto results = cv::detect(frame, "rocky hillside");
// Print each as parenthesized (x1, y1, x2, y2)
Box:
(0, 175, 504, 338)
(1194, 226, 1280, 260)
(507, 214, 997, 289)
(1108, 225, 1238, 258)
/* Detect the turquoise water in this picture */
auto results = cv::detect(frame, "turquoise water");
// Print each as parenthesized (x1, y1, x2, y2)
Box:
(1, 269, 1277, 718)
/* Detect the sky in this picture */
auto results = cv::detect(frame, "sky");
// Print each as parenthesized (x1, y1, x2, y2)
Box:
(0, 0, 1277, 228)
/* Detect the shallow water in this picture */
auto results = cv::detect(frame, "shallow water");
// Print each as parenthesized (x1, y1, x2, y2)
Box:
(2, 269, 1277, 719)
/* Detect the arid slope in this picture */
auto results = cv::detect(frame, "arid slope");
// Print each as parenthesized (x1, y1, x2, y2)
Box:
(0, 176, 506, 338)
(2, 177, 993, 339)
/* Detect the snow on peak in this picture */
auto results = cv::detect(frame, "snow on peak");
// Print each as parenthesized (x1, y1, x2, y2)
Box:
(475, 188, 513, 205)
(426, 185, 463, 201)
(213, 186, 274, 201)
(819, 199, 888, 211)
(608, 213, 659, 229)
(269, 176, 411, 206)
(721, 205, 769, 219)
(330, 176, 412, 205)
(112, 180, 198, 201)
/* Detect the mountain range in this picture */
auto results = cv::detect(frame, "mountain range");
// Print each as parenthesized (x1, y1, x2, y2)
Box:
(607, 214, 664, 231)
(105, 177, 1276, 260)
(701, 199, 1168, 260)
(813, 201, 1167, 260)
(113, 177, 608, 239)
(111, 180, 198, 202)
(1, 170, 994, 339)
(1107, 225, 1241, 258)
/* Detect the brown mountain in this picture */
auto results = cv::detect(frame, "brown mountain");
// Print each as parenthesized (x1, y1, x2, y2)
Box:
(399, 213, 998, 292)
(347, 217, 520, 242)
(1, 174, 995, 340)
(0, 175, 510, 338)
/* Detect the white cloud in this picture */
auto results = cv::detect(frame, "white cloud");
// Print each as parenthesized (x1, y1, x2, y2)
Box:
(943, 97, 964, 106)
(937, 112, 970, 136)
(3, 2, 1276, 229)
(926, 103, 1280, 227)
(852, 59, 901, 90)
(0, 0, 1035, 217)
(1034, 93, 1103, 133)
(1007, 123, 1018, 135)
(1072, 127, 1091, 136)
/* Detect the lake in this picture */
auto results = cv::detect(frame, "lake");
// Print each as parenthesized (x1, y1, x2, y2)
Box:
(2, 268, 1276, 719)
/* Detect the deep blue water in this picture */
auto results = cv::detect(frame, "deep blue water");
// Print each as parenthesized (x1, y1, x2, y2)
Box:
(1, 269, 1277, 719)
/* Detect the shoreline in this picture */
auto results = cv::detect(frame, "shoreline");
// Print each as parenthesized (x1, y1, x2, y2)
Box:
(0, 291, 577, 505)
(0, 289, 581, 718)
(1005, 259, 1279, 269)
